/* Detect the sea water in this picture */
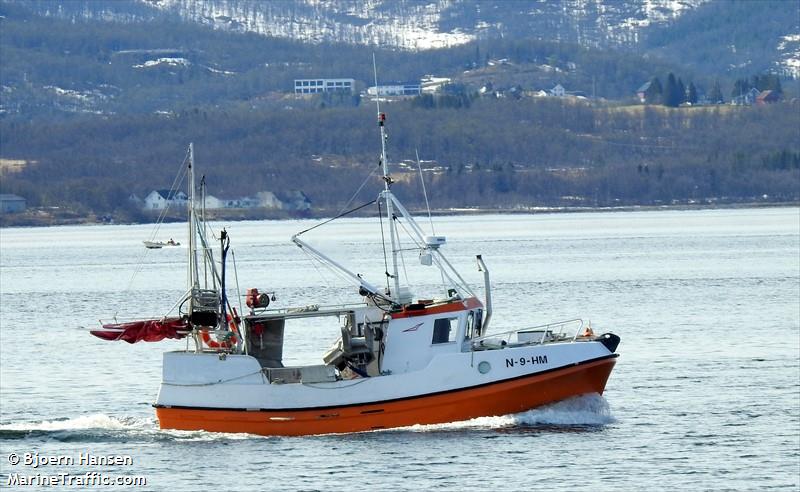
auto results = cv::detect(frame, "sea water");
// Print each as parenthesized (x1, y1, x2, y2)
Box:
(0, 207, 798, 491)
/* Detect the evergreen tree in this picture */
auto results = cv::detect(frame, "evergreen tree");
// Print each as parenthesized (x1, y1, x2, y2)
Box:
(677, 77, 686, 104)
(687, 82, 698, 104)
(663, 73, 682, 107)
(753, 74, 783, 95)
(644, 77, 662, 104)
(709, 80, 724, 103)
(752, 75, 763, 91)
(731, 78, 752, 99)
(773, 77, 783, 96)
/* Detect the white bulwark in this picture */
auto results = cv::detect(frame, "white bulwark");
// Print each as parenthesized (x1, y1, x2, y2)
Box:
(294, 78, 354, 94)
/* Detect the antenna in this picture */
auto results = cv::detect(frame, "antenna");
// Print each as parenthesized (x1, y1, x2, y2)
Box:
(372, 53, 381, 119)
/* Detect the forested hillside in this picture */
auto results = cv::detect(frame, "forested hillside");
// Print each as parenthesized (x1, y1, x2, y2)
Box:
(0, 1, 710, 118)
(0, 1, 798, 225)
(642, 0, 800, 78)
(9, 0, 799, 78)
(2, 1, 798, 119)
(2, 97, 798, 222)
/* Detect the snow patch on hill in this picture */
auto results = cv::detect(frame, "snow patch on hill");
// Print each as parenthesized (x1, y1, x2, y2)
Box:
(133, 57, 190, 69)
(144, 0, 475, 50)
(777, 33, 800, 77)
(140, 0, 705, 51)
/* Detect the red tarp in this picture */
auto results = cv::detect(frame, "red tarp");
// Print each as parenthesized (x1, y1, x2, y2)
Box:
(90, 317, 190, 344)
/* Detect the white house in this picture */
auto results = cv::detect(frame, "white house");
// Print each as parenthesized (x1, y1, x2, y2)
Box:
(255, 191, 283, 209)
(275, 190, 311, 211)
(0, 194, 26, 213)
(731, 87, 761, 106)
(201, 195, 225, 209)
(201, 195, 258, 209)
(143, 190, 309, 211)
(143, 190, 188, 210)
(550, 84, 566, 97)
(199, 191, 306, 210)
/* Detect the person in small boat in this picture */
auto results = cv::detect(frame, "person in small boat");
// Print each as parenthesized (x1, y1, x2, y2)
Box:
(167, 238, 176, 245)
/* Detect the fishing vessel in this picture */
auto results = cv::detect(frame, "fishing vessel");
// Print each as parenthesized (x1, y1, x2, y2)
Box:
(93, 104, 619, 437)
(143, 239, 180, 249)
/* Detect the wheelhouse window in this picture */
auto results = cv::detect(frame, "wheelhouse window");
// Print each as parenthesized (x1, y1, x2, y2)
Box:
(474, 309, 483, 337)
(432, 317, 457, 344)
(465, 311, 474, 340)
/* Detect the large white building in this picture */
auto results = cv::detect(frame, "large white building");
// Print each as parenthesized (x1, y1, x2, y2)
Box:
(420, 75, 451, 93)
(294, 78, 354, 94)
(367, 82, 421, 97)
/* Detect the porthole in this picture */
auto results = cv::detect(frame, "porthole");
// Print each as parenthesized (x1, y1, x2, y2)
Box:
(477, 361, 491, 374)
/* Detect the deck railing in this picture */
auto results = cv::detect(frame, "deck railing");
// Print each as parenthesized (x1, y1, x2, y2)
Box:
(471, 318, 586, 350)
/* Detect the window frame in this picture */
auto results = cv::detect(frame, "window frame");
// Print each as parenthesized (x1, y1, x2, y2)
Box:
(432, 316, 459, 344)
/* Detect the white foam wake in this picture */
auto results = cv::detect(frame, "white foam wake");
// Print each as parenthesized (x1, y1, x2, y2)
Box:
(398, 394, 615, 433)
(0, 413, 152, 432)
(0, 413, 263, 441)
(512, 393, 615, 426)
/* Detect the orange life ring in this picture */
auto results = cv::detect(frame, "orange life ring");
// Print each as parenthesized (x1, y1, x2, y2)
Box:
(201, 317, 239, 349)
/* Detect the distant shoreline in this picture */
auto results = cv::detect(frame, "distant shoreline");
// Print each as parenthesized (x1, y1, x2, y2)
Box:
(425, 201, 800, 217)
(1, 201, 798, 229)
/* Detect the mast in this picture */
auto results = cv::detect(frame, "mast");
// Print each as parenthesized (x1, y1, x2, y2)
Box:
(288, 60, 476, 307)
(186, 142, 194, 294)
(188, 143, 197, 292)
(373, 54, 401, 302)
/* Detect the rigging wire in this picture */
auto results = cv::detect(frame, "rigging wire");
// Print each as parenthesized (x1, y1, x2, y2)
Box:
(392, 215, 457, 297)
(395, 216, 409, 284)
(415, 149, 436, 235)
(392, 215, 423, 249)
(377, 200, 391, 293)
(291, 162, 380, 239)
(231, 250, 243, 318)
(295, 199, 376, 237)
(200, 175, 209, 287)
(335, 163, 381, 217)
(147, 152, 190, 242)
(299, 246, 347, 305)
(439, 262, 449, 299)
(114, 151, 189, 319)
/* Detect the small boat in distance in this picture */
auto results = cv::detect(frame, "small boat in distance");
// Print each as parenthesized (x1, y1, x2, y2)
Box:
(143, 239, 180, 249)
(93, 101, 619, 436)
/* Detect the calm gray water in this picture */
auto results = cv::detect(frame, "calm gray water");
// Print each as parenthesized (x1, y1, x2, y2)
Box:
(1, 208, 798, 491)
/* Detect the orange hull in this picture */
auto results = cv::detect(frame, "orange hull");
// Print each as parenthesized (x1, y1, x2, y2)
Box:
(156, 356, 617, 436)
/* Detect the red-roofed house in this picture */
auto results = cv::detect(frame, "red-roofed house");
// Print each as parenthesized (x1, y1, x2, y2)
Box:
(756, 90, 781, 105)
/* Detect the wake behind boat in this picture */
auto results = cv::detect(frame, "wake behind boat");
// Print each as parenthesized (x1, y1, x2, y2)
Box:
(92, 98, 619, 436)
